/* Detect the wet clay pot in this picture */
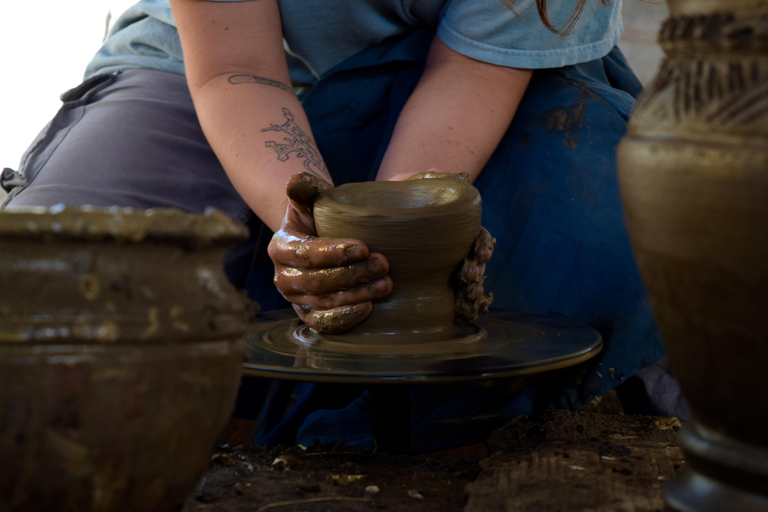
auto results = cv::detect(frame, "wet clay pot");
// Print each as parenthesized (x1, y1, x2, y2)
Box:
(0, 207, 252, 512)
(618, 2, 768, 510)
(313, 178, 481, 343)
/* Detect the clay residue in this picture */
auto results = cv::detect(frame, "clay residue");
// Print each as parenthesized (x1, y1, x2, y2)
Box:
(543, 102, 586, 150)
(305, 303, 372, 335)
(0, 206, 249, 247)
(0, 207, 254, 345)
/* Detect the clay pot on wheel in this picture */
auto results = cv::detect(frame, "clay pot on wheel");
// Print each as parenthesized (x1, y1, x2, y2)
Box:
(618, 2, 768, 510)
(313, 177, 482, 344)
(0, 207, 252, 512)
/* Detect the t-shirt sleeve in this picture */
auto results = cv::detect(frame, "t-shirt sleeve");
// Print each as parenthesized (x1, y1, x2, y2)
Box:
(436, 0, 622, 69)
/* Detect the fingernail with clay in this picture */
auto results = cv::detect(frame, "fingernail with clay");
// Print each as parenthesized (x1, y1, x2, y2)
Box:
(345, 245, 363, 261)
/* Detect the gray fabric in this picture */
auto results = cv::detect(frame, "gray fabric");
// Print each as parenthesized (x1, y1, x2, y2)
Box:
(632, 356, 690, 419)
(2, 69, 252, 226)
(1, 69, 260, 287)
(617, 355, 690, 420)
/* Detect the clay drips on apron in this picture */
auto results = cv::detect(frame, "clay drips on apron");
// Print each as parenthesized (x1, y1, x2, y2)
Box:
(313, 178, 482, 344)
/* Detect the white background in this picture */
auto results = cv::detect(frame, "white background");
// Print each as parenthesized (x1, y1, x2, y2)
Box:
(0, 1, 135, 172)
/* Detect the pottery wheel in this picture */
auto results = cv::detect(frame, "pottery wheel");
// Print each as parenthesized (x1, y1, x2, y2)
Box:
(243, 309, 602, 383)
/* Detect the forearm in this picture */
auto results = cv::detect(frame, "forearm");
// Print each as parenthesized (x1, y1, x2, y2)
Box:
(376, 36, 532, 182)
(172, 0, 330, 232)
(192, 75, 330, 231)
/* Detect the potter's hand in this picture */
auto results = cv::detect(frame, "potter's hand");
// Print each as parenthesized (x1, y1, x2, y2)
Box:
(268, 173, 393, 334)
(455, 226, 495, 320)
(407, 170, 496, 320)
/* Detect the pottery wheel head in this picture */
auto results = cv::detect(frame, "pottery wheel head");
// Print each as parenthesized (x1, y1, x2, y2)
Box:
(244, 309, 603, 383)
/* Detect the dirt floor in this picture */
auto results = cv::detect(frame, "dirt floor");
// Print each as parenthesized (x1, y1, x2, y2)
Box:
(181, 406, 682, 512)
(182, 442, 482, 512)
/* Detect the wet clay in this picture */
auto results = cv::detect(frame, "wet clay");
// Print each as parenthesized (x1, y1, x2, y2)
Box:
(0, 206, 251, 512)
(313, 178, 481, 344)
(0, 206, 252, 343)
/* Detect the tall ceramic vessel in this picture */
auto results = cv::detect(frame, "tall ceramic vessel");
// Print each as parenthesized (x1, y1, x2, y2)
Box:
(0, 207, 252, 512)
(618, 1, 768, 510)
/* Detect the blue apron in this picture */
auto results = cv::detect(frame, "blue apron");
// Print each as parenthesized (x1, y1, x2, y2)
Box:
(240, 30, 665, 452)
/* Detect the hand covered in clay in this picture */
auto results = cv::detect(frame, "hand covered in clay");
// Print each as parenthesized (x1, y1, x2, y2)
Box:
(407, 170, 496, 321)
(268, 173, 394, 333)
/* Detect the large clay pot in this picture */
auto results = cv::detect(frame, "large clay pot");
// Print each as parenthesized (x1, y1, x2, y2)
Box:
(618, 2, 768, 510)
(0, 207, 252, 512)
(314, 178, 481, 343)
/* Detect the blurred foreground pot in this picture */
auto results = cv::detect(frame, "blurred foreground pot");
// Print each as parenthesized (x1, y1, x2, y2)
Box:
(618, 2, 768, 510)
(0, 207, 252, 512)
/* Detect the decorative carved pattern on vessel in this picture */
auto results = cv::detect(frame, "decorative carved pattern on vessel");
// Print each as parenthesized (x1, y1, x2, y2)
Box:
(617, 5, 768, 511)
(630, 8, 768, 139)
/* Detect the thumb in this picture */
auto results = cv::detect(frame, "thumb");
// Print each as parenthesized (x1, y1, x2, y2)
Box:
(286, 172, 332, 206)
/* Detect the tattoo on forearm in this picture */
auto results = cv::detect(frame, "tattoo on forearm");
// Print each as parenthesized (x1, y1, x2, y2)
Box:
(228, 74, 295, 95)
(262, 108, 330, 180)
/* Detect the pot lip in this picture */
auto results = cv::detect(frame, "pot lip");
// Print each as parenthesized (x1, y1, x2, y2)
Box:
(315, 178, 481, 218)
(0, 205, 249, 245)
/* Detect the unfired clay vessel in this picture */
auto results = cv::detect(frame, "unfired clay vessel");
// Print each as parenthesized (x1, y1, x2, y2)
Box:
(313, 178, 482, 344)
(0, 206, 251, 512)
(618, 1, 768, 509)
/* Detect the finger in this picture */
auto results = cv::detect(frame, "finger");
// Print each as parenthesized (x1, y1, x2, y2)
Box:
(294, 302, 374, 334)
(286, 276, 393, 310)
(271, 235, 372, 268)
(283, 198, 317, 233)
(455, 299, 476, 322)
(285, 172, 332, 206)
(460, 275, 487, 302)
(474, 228, 496, 264)
(459, 259, 486, 284)
(275, 254, 389, 294)
(455, 290, 494, 321)
(476, 292, 493, 314)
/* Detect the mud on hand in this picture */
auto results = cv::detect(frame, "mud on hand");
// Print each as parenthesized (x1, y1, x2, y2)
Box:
(268, 172, 393, 334)
(455, 226, 495, 321)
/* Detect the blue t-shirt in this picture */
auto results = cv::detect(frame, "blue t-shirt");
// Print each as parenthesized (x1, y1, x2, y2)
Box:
(85, 0, 623, 80)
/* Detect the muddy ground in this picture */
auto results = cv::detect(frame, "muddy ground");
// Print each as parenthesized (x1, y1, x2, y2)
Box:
(181, 407, 682, 512)
(182, 441, 481, 512)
